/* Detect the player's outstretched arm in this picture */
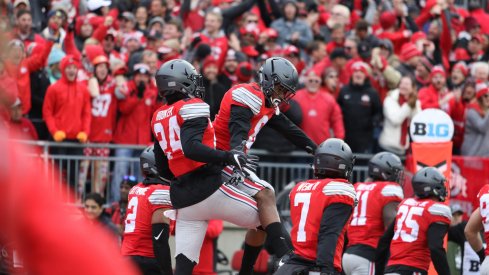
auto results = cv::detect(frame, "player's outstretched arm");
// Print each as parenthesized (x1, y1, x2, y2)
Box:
(464, 207, 485, 262)
(316, 203, 353, 273)
(427, 222, 451, 275)
(267, 113, 317, 154)
(375, 220, 395, 275)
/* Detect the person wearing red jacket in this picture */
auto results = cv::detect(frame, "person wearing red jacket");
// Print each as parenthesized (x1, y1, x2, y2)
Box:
(198, 11, 229, 70)
(418, 66, 453, 111)
(294, 70, 345, 144)
(193, 220, 224, 275)
(4, 38, 54, 115)
(8, 98, 37, 140)
(42, 55, 91, 186)
(111, 63, 157, 203)
(79, 55, 118, 196)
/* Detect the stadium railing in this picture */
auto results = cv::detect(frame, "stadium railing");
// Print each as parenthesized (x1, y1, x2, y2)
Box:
(12, 140, 373, 202)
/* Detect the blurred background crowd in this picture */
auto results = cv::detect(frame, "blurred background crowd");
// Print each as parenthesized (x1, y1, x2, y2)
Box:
(1, 0, 489, 199)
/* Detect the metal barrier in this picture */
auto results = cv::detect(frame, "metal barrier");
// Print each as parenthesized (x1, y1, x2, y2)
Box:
(13, 140, 373, 203)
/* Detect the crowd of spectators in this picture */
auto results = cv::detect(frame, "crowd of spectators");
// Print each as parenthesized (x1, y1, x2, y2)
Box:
(1, 0, 489, 199)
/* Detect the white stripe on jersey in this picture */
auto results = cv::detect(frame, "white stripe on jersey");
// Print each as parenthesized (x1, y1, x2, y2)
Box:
(428, 203, 452, 219)
(232, 87, 262, 115)
(148, 190, 171, 205)
(322, 182, 356, 200)
(381, 185, 404, 199)
(179, 103, 210, 120)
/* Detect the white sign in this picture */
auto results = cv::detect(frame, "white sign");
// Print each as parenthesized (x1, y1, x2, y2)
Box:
(409, 108, 454, 143)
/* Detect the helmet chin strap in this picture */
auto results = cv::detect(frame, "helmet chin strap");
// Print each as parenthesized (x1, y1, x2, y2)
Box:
(271, 98, 281, 115)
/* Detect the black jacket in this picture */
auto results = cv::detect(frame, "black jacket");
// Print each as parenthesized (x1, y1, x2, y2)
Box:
(337, 80, 382, 153)
(203, 78, 228, 120)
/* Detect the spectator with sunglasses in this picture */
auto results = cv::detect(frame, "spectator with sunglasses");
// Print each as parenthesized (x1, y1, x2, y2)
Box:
(294, 69, 344, 144)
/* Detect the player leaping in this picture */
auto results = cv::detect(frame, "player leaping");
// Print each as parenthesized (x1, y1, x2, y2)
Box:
(213, 57, 317, 274)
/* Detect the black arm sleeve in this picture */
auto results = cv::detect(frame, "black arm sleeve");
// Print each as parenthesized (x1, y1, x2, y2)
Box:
(284, 99, 303, 126)
(152, 223, 173, 275)
(179, 0, 191, 18)
(316, 203, 353, 272)
(267, 113, 317, 152)
(229, 105, 254, 149)
(428, 223, 451, 275)
(268, 0, 282, 20)
(222, 0, 256, 28)
(256, 0, 273, 26)
(404, 15, 419, 32)
(448, 221, 467, 247)
(181, 117, 230, 163)
(375, 220, 395, 275)
(154, 140, 175, 180)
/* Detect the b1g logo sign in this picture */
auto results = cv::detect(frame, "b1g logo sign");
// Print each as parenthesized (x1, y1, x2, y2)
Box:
(409, 109, 454, 143)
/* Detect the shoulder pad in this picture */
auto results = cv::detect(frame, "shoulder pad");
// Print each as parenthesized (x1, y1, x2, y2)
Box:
(322, 181, 356, 200)
(381, 185, 404, 200)
(179, 102, 210, 120)
(428, 203, 452, 219)
(232, 86, 263, 115)
(148, 189, 171, 205)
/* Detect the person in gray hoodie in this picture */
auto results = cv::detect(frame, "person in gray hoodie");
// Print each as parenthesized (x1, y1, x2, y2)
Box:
(461, 82, 489, 156)
(270, 0, 313, 50)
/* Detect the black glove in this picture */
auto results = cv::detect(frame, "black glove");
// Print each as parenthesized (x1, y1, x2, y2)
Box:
(477, 248, 486, 263)
(137, 81, 146, 99)
(67, 21, 75, 33)
(305, 145, 315, 155)
(189, 36, 202, 50)
(226, 141, 259, 173)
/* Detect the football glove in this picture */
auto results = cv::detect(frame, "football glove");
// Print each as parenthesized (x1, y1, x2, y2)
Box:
(227, 141, 259, 173)
(53, 131, 66, 142)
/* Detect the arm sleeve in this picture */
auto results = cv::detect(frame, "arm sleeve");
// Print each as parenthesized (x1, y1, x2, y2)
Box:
(181, 117, 230, 163)
(375, 220, 395, 275)
(151, 223, 173, 275)
(256, 0, 273, 26)
(229, 105, 254, 149)
(180, 0, 191, 19)
(25, 40, 54, 72)
(283, 99, 303, 126)
(466, 109, 489, 134)
(268, 0, 282, 20)
(222, 0, 256, 24)
(428, 223, 451, 275)
(267, 113, 317, 152)
(154, 140, 175, 181)
(316, 203, 353, 272)
(448, 222, 467, 247)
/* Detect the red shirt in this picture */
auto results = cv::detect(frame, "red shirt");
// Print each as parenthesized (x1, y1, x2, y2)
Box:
(151, 98, 215, 177)
(113, 81, 157, 145)
(387, 198, 451, 271)
(213, 82, 275, 151)
(347, 182, 403, 249)
(294, 89, 345, 144)
(89, 77, 118, 143)
(9, 118, 38, 140)
(418, 85, 451, 110)
(199, 32, 229, 70)
(121, 183, 171, 258)
(289, 179, 356, 272)
(477, 184, 489, 255)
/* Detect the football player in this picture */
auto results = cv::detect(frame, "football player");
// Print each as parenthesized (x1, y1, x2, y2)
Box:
(343, 152, 404, 275)
(151, 59, 261, 275)
(213, 57, 317, 274)
(375, 167, 452, 275)
(464, 184, 489, 273)
(275, 138, 357, 275)
(121, 145, 173, 275)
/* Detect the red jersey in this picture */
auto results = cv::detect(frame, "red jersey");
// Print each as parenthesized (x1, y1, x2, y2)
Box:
(151, 98, 216, 177)
(289, 179, 356, 272)
(199, 32, 229, 70)
(347, 182, 404, 249)
(121, 183, 171, 257)
(477, 184, 489, 255)
(89, 77, 118, 143)
(387, 198, 451, 271)
(9, 118, 38, 140)
(213, 82, 275, 151)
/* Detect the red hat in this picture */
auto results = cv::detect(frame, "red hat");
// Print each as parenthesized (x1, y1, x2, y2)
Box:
(379, 11, 397, 30)
(264, 28, 279, 39)
(476, 81, 489, 99)
(411, 31, 427, 44)
(202, 55, 219, 71)
(236, 62, 253, 83)
(283, 45, 300, 56)
(241, 45, 259, 57)
(92, 55, 109, 66)
(84, 44, 104, 64)
(471, 34, 483, 43)
(454, 48, 470, 61)
(400, 43, 421, 61)
(430, 66, 446, 78)
(60, 55, 80, 71)
(351, 61, 370, 76)
(452, 62, 468, 77)
(240, 24, 259, 40)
